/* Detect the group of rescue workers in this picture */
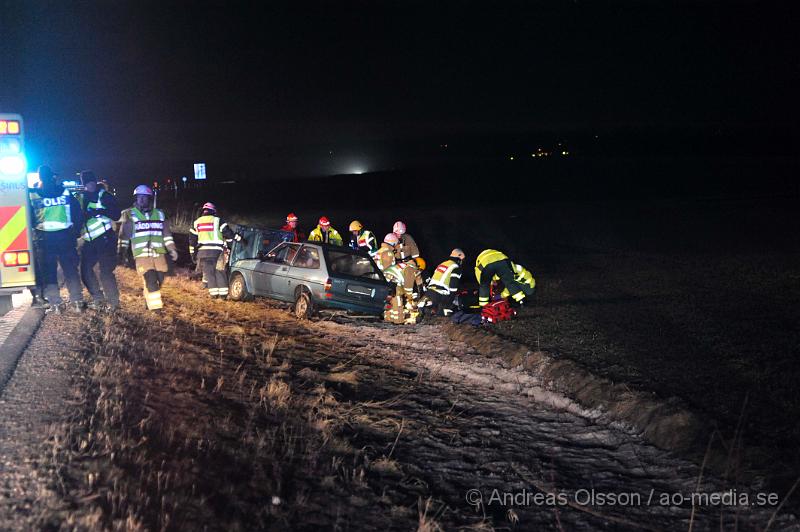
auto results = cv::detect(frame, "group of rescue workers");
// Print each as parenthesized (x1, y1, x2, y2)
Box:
(28, 165, 536, 323)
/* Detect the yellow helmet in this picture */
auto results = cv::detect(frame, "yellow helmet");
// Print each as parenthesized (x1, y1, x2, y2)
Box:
(415, 257, 426, 270)
(349, 220, 363, 232)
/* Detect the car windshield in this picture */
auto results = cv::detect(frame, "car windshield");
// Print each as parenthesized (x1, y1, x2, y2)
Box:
(326, 250, 382, 280)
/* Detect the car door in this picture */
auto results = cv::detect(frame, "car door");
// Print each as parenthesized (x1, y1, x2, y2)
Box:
(287, 244, 324, 299)
(252, 242, 296, 298)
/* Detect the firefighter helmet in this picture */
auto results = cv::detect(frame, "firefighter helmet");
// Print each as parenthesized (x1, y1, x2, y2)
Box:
(450, 248, 466, 260)
(286, 213, 299, 223)
(415, 257, 426, 270)
(202, 202, 216, 213)
(393, 221, 406, 235)
(318, 216, 331, 227)
(349, 220, 363, 232)
(133, 184, 154, 196)
(383, 233, 399, 246)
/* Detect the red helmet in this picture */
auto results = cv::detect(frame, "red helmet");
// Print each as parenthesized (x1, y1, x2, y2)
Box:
(318, 216, 331, 227)
(286, 212, 299, 223)
(202, 202, 216, 213)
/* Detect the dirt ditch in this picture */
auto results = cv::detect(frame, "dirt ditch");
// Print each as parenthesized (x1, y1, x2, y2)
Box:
(2, 266, 798, 530)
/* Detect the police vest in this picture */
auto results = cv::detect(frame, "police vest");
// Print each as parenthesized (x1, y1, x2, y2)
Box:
(429, 260, 461, 294)
(130, 208, 167, 257)
(193, 215, 225, 251)
(81, 190, 114, 241)
(30, 189, 73, 232)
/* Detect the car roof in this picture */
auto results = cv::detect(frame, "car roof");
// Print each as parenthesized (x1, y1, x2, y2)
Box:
(296, 241, 370, 256)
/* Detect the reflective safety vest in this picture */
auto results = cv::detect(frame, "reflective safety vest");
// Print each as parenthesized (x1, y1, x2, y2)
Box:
(474, 249, 509, 282)
(383, 262, 408, 286)
(191, 215, 226, 253)
(356, 229, 378, 255)
(308, 226, 343, 246)
(130, 208, 167, 258)
(428, 259, 461, 294)
(30, 189, 73, 232)
(81, 189, 114, 241)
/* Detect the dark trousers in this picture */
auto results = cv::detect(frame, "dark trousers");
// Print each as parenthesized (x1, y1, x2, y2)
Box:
(40, 231, 83, 305)
(80, 233, 120, 306)
(425, 289, 456, 316)
(479, 259, 531, 302)
(199, 251, 228, 296)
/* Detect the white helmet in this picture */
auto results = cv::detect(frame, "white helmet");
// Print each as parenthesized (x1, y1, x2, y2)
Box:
(383, 233, 399, 246)
(133, 184, 154, 196)
(393, 221, 406, 235)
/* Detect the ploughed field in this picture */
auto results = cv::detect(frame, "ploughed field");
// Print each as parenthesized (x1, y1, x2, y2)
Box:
(4, 266, 796, 530)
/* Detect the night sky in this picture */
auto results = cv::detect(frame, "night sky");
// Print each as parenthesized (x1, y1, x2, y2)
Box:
(1, 1, 798, 183)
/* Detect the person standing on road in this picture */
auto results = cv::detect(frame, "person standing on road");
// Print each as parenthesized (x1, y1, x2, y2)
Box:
(28, 165, 85, 314)
(474, 249, 535, 307)
(118, 185, 178, 311)
(308, 216, 343, 245)
(422, 248, 465, 317)
(348, 220, 378, 257)
(189, 202, 236, 299)
(78, 170, 121, 311)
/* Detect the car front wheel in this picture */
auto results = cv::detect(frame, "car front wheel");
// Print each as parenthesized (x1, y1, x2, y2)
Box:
(294, 289, 315, 320)
(229, 273, 253, 301)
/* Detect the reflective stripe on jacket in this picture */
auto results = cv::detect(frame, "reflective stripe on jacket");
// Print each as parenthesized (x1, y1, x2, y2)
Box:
(130, 208, 168, 258)
(82, 189, 114, 241)
(428, 259, 461, 295)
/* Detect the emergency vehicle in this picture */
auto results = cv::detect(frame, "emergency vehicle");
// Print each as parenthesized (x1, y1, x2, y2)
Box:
(0, 114, 35, 314)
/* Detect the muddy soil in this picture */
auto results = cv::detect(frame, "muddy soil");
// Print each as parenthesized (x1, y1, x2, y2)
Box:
(5, 266, 791, 530)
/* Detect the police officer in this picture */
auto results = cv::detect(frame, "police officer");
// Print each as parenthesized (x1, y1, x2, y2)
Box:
(189, 202, 236, 299)
(28, 165, 85, 313)
(118, 185, 178, 311)
(474, 249, 535, 307)
(78, 170, 121, 310)
(423, 248, 465, 316)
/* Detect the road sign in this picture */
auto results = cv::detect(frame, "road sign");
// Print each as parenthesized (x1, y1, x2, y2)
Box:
(193, 163, 206, 180)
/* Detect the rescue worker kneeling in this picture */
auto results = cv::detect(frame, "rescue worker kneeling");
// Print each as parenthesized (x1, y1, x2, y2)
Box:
(474, 249, 535, 307)
(422, 248, 465, 316)
(190, 202, 236, 299)
(118, 185, 179, 311)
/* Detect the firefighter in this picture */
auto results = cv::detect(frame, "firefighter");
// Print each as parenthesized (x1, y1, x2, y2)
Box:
(348, 220, 378, 257)
(28, 165, 85, 313)
(375, 232, 399, 271)
(392, 220, 420, 262)
(189, 202, 236, 299)
(281, 212, 304, 242)
(118, 185, 179, 311)
(78, 170, 121, 311)
(474, 249, 535, 307)
(422, 248, 465, 316)
(308, 216, 343, 245)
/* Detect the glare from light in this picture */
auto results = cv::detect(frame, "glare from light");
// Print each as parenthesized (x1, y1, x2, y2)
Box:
(0, 154, 26, 175)
(349, 167, 365, 175)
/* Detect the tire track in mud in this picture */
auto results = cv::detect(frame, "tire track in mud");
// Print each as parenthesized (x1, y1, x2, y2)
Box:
(301, 319, 797, 530)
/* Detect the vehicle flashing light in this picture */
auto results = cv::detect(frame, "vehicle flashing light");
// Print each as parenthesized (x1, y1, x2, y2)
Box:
(0, 120, 21, 135)
(0, 154, 26, 175)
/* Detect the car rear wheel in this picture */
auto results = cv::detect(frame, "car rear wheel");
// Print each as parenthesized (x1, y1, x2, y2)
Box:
(228, 273, 253, 301)
(294, 288, 315, 320)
